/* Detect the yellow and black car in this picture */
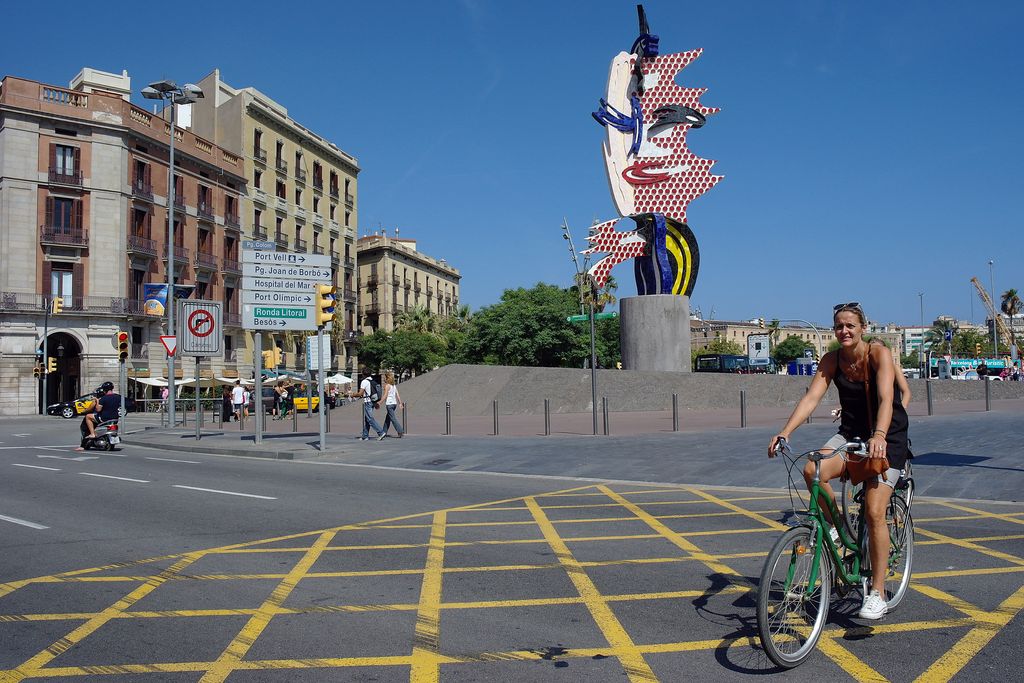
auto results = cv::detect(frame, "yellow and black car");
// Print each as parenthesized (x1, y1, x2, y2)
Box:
(46, 393, 98, 419)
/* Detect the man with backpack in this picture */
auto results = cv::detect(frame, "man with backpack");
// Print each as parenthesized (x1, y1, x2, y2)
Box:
(347, 369, 385, 440)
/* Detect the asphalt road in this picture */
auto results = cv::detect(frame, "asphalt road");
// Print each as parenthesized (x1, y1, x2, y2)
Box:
(2, 415, 1023, 682)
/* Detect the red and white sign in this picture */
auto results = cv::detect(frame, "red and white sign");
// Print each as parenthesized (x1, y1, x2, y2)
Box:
(187, 308, 215, 338)
(160, 335, 178, 357)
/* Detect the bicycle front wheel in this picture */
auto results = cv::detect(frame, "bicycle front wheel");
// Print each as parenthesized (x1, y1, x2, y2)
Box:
(885, 494, 914, 610)
(757, 526, 832, 668)
(839, 478, 862, 541)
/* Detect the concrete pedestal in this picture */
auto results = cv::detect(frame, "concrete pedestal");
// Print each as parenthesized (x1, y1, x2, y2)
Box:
(620, 295, 692, 372)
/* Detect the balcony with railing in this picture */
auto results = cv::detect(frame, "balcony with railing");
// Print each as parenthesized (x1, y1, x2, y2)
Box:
(295, 168, 307, 183)
(313, 178, 323, 192)
(329, 220, 340, 234)
(404, 278, 412, 289)
(127, 234, 157, 257)
(275, 196, 287, 212)
(362, 302, 380, 315)
(131, 178, 153, 201)
(312, 214, 324, 227)
(329, 186, 339, 199)
(345, 192, 354, 207)
(48, 167, 82, 186)
(197, 201, 215, 221)
(342, 327, 362, 343)
(365, 271, 379, 286)
(254, 147, 267, 164)
(194, 251, 218, 271)
(161, 245, 190, 263)
(224, 311, 241, 327)
(173, 194, 185, 210)
(224, 213, 240, 231)
(274, 231, 289, 248)
(444, 293, 452, 302)
(330, 252, 339, 266)
(252, 188, 267, 205)
(221, 257, 242, 275)
(343, 288, 357, 302)
(294, 237, 307, 251)
(312, 244, 324, 255)
(345, 256, 355, 270)
(275, 158, 288, 174)
(130, 343, 148, 359)
(426, 285, 434, 296)
(253, 223, 268, 239)
(414, 282, 422, 292)
(40, 226, 88, 247)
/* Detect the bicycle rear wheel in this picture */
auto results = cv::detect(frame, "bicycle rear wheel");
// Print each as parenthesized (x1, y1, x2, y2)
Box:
(884, 494, 914, 610)
(839, 478, 862, 540)
(757, 526, 832, 668)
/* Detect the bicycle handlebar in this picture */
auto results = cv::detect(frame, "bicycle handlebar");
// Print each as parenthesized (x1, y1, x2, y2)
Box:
(773, 437, 869, 462)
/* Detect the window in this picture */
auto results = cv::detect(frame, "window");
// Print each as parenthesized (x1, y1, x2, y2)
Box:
(253, 129, 262, 153)
(51, 264, 74, 298)
(312, 196, 319, 213)
(254, 209, 262, 229)
(330, 204, 336, 220)
(276, 180, 286, 199)
(50, 197, 76, 230)
(313, 161, 323, 186)
(329, 170, 338, 194)
(345, 211, 350, 227)
(131, 208, 148, 237)
(275, 140, 284, 163)
(295, 187, 302, 205)
(53, 144, 77, 175)
(197, 281, 209, 299)
(133, 159, 149, 189)
(344, 178, 351, 195)
(198, 228, 212, 253)
(276, 216, 284, 235)
(254, 169, 262, 189)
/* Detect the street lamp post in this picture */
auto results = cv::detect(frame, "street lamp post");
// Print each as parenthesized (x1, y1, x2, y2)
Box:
(562, 219, 598, 436)
(918, 292, 925, 375)
(989, 260, 998, 353)
(142, 80, 204, 430)
(776, 319, 823, 360)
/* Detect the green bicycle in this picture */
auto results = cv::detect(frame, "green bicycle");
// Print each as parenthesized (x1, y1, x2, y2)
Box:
(756, 438, 915, 668)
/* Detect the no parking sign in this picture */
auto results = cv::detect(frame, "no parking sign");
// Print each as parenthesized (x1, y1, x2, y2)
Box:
(177, 300, 223, 357)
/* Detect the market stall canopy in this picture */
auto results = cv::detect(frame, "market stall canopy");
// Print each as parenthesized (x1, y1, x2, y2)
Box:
(324, 374, 354, 385)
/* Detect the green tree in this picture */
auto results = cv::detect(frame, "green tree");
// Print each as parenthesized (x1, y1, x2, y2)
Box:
(773, 335, 815, 365)
(356, 329, 447, 376)
(465, 283, 589, 367)
(923, 320, 956, 355)
(1001, 288, 1021, 347)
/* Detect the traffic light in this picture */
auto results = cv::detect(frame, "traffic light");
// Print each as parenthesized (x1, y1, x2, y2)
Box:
(47, 357, 57, 373)
(975, 343, 982, 356)
(50, 297, 63, 315)
(33, 364, 41, 379)
(116, 331, 129, 362)
(261, 350, 273, 368)
(273, 347, 282, 367)
(315, 284, 336, 327)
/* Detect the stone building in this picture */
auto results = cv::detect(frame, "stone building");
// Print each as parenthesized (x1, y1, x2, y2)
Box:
(356, 231, 461, 334)
(189, 69, 360, 375)
(0, 68, 246, 415)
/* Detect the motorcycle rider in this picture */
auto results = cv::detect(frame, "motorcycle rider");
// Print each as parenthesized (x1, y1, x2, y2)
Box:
(77, 382, 121, 450)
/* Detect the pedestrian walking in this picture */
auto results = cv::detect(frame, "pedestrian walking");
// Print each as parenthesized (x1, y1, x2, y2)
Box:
(347, 369, 384, 440)
(380, 371, 405, 439)
(221, 386, 233, 423)
(231, 380, 245, 423)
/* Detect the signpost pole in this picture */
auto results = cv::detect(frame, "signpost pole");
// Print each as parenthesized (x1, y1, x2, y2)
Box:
(589, 301, 598, 436)
(254, 332, 263, 445)
(120, 359, 127, 431)
(317, 327, 326, 450)
(195, 357, 201, 441)
(41, 298, 49, 414)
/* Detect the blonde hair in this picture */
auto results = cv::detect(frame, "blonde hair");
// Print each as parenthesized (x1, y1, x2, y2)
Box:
(833, 304, 867, 327)
(384, 371, 395, 384)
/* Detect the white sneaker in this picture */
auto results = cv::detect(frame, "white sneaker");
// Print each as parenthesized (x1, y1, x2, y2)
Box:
(859, 589, 888, 620)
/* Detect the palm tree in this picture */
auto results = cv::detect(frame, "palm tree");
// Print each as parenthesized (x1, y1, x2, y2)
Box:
(924, 319, 956, 355)
(395, 305, 438, 334)
(1001, 288, 1021, 347)
(766, 319, 782, 351)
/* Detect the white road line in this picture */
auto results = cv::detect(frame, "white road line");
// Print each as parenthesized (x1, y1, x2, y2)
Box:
(145, 457, 200, 464)
(13, 464, 61, 471)
(0, 513, 49, 530)
(13, 434, 31, 438)
(79, 472, 150, 483)
(172, 485, 276, 500)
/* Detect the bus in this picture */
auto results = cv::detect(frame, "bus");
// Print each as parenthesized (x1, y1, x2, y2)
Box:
(694, 354, 750, 373)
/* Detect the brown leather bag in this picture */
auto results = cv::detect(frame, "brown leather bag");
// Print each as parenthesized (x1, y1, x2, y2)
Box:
(844, 347, 889, 485)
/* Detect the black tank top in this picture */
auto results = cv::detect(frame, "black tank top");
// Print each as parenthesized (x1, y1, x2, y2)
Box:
(833, 352, 910, 469)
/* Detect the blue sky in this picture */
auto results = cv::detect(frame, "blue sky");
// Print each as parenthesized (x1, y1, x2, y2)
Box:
(4, 1, 1021, 326)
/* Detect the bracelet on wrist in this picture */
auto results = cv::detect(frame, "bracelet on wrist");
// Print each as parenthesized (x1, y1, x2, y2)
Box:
(872, 429, 886, 437)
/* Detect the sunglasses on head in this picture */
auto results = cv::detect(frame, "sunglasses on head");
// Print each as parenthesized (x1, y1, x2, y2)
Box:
(833, 302, 861, 312)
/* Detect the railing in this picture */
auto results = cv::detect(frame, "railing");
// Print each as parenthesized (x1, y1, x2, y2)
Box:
(343, 328, 362, 342)
(329, 220, 340, 233)
(49, 168, 82, 186)
(274, 231, 289, 247)
(444, 293, 452, 301)
(345, 192, 354, 207)
(312, 244, 324, 255)
(221, 258, 242, 274)
(330, 252, 340, 265)
(195, 251, 218, 270)
(362, 303, 380, 315)
(1, 293, 162, 316)
(252, 189, 267, 205)
(414, 282, 421, 292)
(40, 226, 88, 247)
(313, 179, 323, 192)
(173, 194, 185, 209)
(313, 214, 324, 227)
(197, 201, 215, 220)
(127, 234, 157, 256)
(343, 288, 357, 302)
(132, 178, 153, 200)
(162, 245, 190, 262)
(391, 275, 402, 285)
(404, 278, 412, 289)
(254, 147, 267, 163)
(294, 237, 307, 251)
(366, 272, 378, 286)
(224, 312, 241, 326)
(426, 286, 434, 296)
(224, 213, 240, 230)
(253, 223, 268, 239)
(345, 257, 355, 269)
(295, 168, 307, 183)
(130, 343, 148, 359)
(329, 187, 339, 199)
(275, 159, 288, 174)
(42, 86, 87, 108)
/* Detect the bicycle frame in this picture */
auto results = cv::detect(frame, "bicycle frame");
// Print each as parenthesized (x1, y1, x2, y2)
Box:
(803, 454, 864, 590)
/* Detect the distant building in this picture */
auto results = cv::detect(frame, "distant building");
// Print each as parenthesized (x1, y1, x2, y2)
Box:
(356, 231, 461, 334)
(0, 68, 246, 415)
(189, 69, 360, 374)
(690, 318, 830, 359)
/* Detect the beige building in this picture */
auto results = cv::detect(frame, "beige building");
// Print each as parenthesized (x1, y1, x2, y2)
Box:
(357, 232, 461, 334)
(0, 68, 247, 415)
(690, 318, 831, 359)
(190, 69, 360, 374)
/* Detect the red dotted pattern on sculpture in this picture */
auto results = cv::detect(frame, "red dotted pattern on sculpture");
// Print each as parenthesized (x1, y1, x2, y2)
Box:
(580, 218, 646, 288)
(631, 49, 723, 223)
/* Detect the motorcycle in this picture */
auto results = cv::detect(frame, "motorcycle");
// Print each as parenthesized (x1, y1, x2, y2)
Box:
(79, 416, 121, 451)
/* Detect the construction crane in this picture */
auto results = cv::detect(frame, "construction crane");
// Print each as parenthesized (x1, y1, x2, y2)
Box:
(970, 277, 1014, 349)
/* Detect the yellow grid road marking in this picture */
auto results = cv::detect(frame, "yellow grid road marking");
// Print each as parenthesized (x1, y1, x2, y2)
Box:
(410, 511, 447, 682)
(525, 496, 657, 682)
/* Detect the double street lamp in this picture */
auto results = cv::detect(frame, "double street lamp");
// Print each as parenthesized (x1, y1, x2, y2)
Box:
(142, 80, 204, 429)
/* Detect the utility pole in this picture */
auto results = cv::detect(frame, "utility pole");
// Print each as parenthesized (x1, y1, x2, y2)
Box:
(562, 219, 598, 436)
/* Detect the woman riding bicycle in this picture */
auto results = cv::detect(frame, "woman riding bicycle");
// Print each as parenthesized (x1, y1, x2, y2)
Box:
(767, 302, 910, 620)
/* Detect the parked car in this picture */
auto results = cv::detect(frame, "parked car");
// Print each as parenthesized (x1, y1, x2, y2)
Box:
(47, 393, 98, 419)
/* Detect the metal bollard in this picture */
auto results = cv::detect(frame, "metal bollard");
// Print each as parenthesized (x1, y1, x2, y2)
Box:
(544, 398, 551, 436)
(403, 403, 408, 433)
(493, 400, 499, 436)
(293, 403, 298, 432)
(602, 396, 609, 435)
(445, 402, 451, 435)
(985, 378, 991, 411)
(326, 402, 331, 433)
(740, 390, 747, 428)
(926, 379, 933, 416)
(672, 393, 679, 432)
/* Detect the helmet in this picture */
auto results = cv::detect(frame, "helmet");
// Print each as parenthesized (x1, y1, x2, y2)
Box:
(99, 382, 114, 393)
